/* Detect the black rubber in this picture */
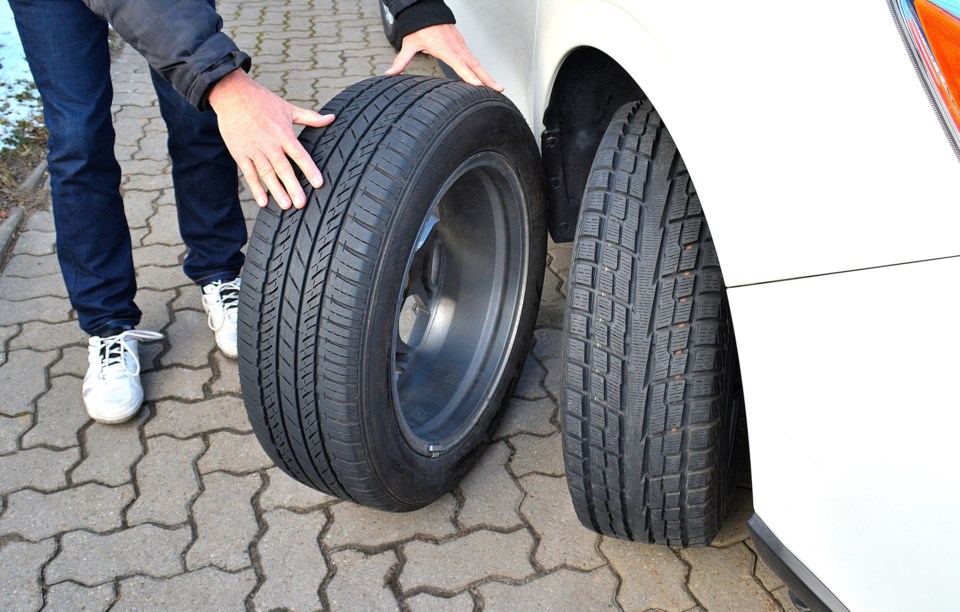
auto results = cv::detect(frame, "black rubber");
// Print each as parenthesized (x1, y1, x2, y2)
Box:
(381, 1, 402, 51)
(561, 100, 744, 546)
(238, 75, 546, 511)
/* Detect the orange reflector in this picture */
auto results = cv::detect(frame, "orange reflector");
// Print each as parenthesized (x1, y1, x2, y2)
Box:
(916, 0, 960, 128)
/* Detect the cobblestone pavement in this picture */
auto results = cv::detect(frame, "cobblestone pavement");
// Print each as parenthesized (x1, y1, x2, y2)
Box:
(0, 1, 792, 610)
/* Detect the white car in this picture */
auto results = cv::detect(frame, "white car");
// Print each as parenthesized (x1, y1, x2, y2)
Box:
(240, 2, 960, 611)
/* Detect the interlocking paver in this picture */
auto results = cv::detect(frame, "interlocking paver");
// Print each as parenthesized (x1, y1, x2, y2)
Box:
(142, 365, 209, 402)
(146, 396, 251, 438)
(22, 376, 87, 449)
(72, 409, 149, 487)
(115, 567, 257, 611)
(0, 253, 60, 278)
(0, 483, 134, 541)
(711, 487, 754, 547)
(209, 352, 241, 394)
(126, 435, 204, 526)
(324, 495, 458, 549)
(327, 549, 399, 611)
(457, 441, 523, 530)
(121, 190, 160, 229)
(11, 229, 55, 256)
(512, 355, 547, 400)
(135, 264, 189, 291)
(478, 567, 619, 611)
(254, 508, 328, 612)
(0, 349, 55, 416)
(679, 542, 780, 612)
(399, 529, 536, 593)
(46, 524, 192, 586)
(132, 244, 186, 268)
(405, 592, 474, 612)
(0, 446, 79, 495)
(198, 430, 273, 474)
(23, 210, 53, 232)
(509, 432, 565, 478)
(600, 536, 697, 611)
(0, 296, 73, 326)
(0, 273, 68, 301)
(126, 287, 176, 333)
(8, 320, 87, 352)
(260, 467, 336, 511)
(746, 538, 786, 592)
(0, 414, 30, 453)
(518, 474, 604, 571)
(496, 397, 557, 438)
(44, 581, 116, 612)
(0, 538, 57, 611)
(161, 309, 213, 368)
(186, 471, 261, 571)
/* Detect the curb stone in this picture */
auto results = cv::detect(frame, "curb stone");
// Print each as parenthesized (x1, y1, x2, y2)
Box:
(0, 207, 25, 263)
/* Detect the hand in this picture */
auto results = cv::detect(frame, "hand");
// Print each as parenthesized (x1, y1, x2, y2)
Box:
(385, 24, 504, 92)
(208, 69, 335, 210)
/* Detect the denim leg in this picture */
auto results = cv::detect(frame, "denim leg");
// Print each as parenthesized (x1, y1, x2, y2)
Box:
(150, 69, 247, 287)
(9, 0, 140, 336)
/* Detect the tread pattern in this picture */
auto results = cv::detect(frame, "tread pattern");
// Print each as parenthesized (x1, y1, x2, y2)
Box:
(238, 76, 540, 510)
(562, 100, 735, 546)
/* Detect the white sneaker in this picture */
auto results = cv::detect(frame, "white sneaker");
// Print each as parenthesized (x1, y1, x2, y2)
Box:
(202, 277, 240, 359)
(83, 330, 164, 424)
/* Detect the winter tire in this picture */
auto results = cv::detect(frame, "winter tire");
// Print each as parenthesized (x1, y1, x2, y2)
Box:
(239, 76, 546, 511)
(561, 99, 745, 546)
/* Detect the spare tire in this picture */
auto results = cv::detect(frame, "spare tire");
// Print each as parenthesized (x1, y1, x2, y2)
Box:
(238, 76, 546, 511)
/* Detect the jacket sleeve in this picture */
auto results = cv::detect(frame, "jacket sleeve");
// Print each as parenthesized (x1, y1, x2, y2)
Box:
(82, 0, 250, 110)
(384, 0, 456, 40)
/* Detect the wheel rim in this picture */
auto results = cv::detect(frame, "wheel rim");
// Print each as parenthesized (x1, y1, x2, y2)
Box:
(391, 152, 529, 456)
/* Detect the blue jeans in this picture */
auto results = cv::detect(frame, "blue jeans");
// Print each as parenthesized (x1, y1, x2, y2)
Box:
(10, 0, 247, 336)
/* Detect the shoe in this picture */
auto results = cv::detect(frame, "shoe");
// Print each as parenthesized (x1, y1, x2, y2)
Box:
(202, 277, 240, 359)
(83, 330, 163, 424)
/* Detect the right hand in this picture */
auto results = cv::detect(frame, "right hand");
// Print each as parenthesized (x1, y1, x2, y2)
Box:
(208, 69, 335, 210)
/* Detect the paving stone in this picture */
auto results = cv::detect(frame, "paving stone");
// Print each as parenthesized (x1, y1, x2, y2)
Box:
(0, 296, 72, 326)
(12, 230, 56, 256)
(0, 483, 134, 541)
(127, 435, 204, 526)
(187, 471, 261, 571)
(478, 566, 618, 611)
(547, 241, 573, 277)
(600, 536, 696, 611)
(23, 210, 54, 232)
(457, 442, 523, 530)
(135, 265, 189, 291)
(745, 538, 786, 592)
(0, 414, 30, 453)
(401, 529, 536, 592)
(115, 567, 257, 611)
(1, 253, 61, 278)
(9, 320, 87, 352)
(72, 407, 149, 487)
(146, 396, 251, 438)
(44, 581, 116, 612)
(132, 243, 185, 268)
(0, 446, 79, 495)
(260, 467, 336, 511)
(711, 487, 753, 547)
(0, 273, 68, 301)
(121, 189, 159, 229)
(519, 474, 604, 571)
(405, 592, 474, 612)
(325, 494, 458, 548)
(210, 352, 241, 394)
(327, 549, 399, 612)
(496, 397, 557, 438)
(46, 524, 192, 586)
(198, 431, 273, 474)
(535, 271, 566, 329)
(509, 433, 564, 477)
(0, 538, 57, 611)
(254, 508, 328, 612)
(141, 203, 181, 246)
(161, 309, 213, 368)
(22, 376, 87, 449)
(532, 328, 564, 362)
(513, 355, 547, 400)
(50, 345, 88, 378)
(540, 356, 562, 399)
(679, 542, 780, 612)
(142, 366, 209, 402)
(771, 585, 794, 611)
(0, 349, 54, 416)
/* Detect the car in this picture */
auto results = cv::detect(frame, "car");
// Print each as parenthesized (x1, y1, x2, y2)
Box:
(240, 2, 960, 610)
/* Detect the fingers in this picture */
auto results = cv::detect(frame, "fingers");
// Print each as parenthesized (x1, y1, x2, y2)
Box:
(269, 150, 307, 209)
(252, 152, 295, 210)
(291, 107, 336, 128)
(385, 45, 418, 75)
(237, 158, 269, 208)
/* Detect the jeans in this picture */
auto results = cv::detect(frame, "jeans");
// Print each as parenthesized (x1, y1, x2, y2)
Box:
(10, 0, 248, 336)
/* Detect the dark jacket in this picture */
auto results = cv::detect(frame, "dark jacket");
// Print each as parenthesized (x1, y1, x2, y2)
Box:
(83, 0, 455, 111)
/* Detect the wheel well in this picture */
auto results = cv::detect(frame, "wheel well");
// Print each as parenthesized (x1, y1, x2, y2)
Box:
(542, 48, 643, 242)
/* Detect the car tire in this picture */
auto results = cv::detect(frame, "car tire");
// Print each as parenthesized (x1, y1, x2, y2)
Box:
(238, 75, 546, 511)
(380, 0, 402, 51)
(561, 99, 745, 546)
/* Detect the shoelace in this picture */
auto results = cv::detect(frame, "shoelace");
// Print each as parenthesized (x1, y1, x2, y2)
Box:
(207, 279, 241, 331)
(92, 330, 164, 378)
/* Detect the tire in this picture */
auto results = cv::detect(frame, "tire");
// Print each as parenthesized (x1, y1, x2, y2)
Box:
(380, 1, 402, 51)
(561, 100, 745, 546)
(239, 76, 546, 511)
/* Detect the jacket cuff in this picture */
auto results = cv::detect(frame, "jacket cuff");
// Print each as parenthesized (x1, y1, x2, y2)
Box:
(182, 32, 252, 110)
(394, 0, 456, 40)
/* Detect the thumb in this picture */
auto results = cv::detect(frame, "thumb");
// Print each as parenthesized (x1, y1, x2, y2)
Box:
(385, 46, 418, 75)
(291, 106, 335, 128)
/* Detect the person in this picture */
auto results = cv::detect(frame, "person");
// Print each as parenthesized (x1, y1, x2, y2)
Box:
(8, 0, 498, 424)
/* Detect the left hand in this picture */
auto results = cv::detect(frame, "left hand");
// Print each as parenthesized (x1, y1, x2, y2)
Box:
(385, 24, 504, 92)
